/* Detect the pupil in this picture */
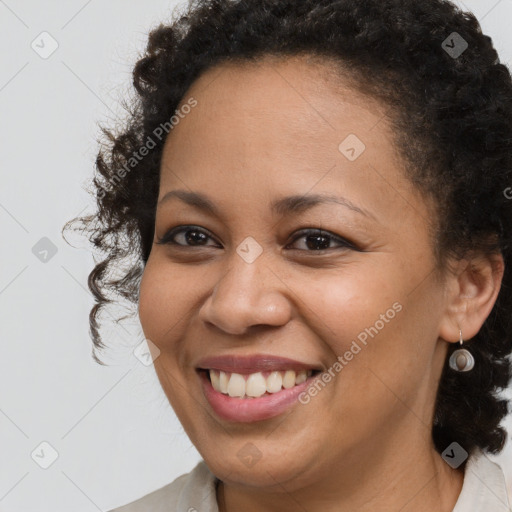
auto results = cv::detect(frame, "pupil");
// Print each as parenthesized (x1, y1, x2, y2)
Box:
(186, 230, 207, 245)
(306, 235, 330, 250)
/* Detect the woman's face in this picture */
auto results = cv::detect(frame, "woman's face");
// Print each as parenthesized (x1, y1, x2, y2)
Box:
(138, 55, 454, 489)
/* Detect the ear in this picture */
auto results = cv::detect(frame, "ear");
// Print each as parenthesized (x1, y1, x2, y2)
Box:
(438, 251, 505, 343)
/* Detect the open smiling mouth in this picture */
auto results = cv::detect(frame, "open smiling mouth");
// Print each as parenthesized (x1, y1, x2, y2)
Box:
(202, 369, 320, 398)
(198, 368, 320, 423)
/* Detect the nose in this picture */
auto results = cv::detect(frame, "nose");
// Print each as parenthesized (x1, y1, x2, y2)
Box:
(198, 253, 292, 336)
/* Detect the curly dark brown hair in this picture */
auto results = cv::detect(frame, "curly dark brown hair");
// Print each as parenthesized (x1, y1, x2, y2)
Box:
(63, 0, 512, 464)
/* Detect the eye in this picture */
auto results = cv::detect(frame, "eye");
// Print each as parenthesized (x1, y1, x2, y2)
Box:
(155, 225, 221, 248)
(156, 226, 357, 252)
(286, 228, 356, 252)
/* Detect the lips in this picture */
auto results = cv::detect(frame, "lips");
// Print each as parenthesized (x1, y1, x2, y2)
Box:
(196, 354, 323, 422)
(196, 354, 323, 374)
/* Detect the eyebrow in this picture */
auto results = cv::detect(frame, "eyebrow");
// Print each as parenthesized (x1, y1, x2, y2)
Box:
(157, 189, 376, 220)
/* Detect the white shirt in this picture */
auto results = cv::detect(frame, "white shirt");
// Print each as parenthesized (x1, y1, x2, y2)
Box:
(109, 449, 511, 511)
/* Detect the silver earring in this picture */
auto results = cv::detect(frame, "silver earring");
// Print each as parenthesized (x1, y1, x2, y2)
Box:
(449, 329, 475, 372)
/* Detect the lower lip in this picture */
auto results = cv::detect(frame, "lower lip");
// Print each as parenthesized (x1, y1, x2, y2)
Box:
(199, 371, 315, 423)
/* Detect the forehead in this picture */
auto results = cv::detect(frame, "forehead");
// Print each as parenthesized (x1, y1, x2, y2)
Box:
(172, 54, 386, 141)
(164, 57, 385, 172)
(159, 55, 430, 228)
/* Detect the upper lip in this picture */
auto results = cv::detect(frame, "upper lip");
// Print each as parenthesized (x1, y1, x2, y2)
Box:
(196, 354, 322, 374)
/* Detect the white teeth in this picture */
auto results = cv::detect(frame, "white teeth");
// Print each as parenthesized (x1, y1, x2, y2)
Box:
(208, 369, 314, 398)
(246, 372, 267, 397)
(295, 370, 307, 384)
(210, 370, 220, 390)
(282, 370, 296, 389)
(266, 371, 283, 393)
(227, 373, 245, 397)
(219, 371, 229, 393)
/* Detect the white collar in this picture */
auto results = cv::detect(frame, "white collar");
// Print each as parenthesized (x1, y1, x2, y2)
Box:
(452, 448, 511, 511)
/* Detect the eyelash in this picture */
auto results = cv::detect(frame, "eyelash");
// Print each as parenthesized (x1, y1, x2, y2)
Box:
(155, 225, 357, 252)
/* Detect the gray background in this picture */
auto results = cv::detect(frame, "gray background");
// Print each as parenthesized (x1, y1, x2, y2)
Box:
(1, 1, 511, 510)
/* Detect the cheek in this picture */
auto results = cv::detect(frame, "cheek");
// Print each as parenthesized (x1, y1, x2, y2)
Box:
(291, 267, 404, 352)
(138, 258, 190, 342)
(138, 257, 216, 348)
(291, 268, 429, 400)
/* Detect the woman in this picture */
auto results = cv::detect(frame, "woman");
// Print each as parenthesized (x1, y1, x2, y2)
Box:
(65, 0, 512, 510)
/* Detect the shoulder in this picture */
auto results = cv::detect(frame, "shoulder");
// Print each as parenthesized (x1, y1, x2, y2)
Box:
(453, 448, 511, 512)
(107, 460, 219, 512)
